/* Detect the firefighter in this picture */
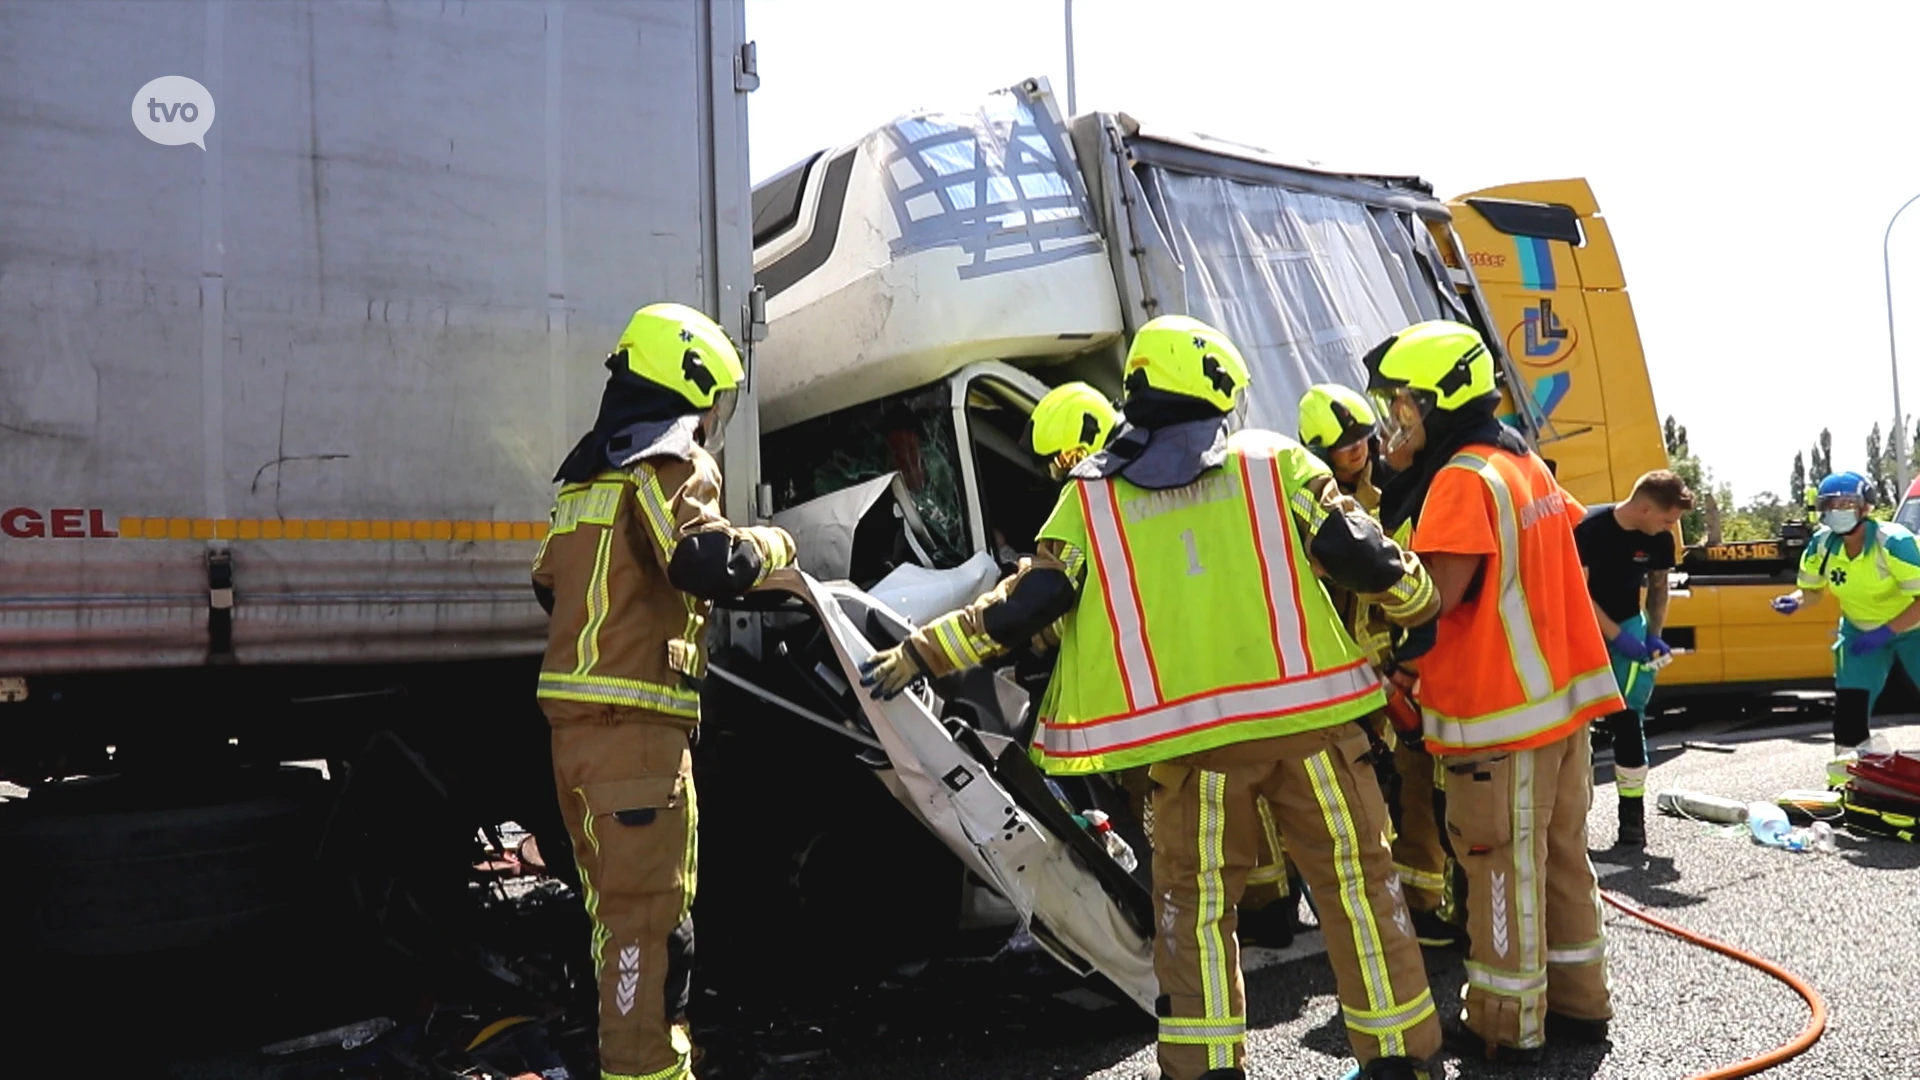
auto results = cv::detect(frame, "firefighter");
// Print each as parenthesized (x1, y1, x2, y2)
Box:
(1025, 380, 1121, 480)
(862, 315, 1443, 1080)
(1030, 379, 1309, 945)
(1297, 383, 1461, 950)
(1363, 320, 1624, 1066)
(532, 303, 797, 1080)
(1574, 469, 1694, 847)
(1772, 470, 1920, 785)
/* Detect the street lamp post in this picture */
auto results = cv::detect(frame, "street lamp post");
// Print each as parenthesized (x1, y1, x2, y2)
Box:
(1063, 0, 1077, 115)
(1884, 192, 1920, 499)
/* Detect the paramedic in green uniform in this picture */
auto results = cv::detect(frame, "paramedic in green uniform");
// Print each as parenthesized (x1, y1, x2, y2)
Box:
(1773, 471, 1920, 784)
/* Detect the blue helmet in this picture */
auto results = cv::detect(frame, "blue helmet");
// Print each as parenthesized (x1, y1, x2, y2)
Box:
(1817, 471, 1870, 503)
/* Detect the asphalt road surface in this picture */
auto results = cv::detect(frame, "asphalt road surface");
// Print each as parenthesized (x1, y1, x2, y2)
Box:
(25, 711, 1919, 1080)
(731, 714, 1920, 1080)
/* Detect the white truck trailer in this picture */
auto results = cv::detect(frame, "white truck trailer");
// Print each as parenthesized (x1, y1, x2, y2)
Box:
(0, 0, 761, 961)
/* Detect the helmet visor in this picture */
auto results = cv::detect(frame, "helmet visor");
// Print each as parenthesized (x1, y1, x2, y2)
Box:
(704, 387, 739, 455)
(1369, 387, 1433, 465)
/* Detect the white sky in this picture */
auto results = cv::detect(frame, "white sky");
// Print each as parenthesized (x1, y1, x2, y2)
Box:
(743, 0, 1920, 504)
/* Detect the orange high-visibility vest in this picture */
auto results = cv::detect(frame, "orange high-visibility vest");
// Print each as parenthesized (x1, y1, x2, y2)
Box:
(1410, 445, 1623, 754)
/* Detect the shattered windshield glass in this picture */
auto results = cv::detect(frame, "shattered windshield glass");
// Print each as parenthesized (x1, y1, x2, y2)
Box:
(763, 386, 972, 568)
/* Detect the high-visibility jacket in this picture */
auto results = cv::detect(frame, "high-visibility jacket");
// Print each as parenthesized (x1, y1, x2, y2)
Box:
(1028, 434, 1387, 774)
(1797, 520, 1920, 629)
(530, 446, 789, 724)
(1409, 445, 1622, 754)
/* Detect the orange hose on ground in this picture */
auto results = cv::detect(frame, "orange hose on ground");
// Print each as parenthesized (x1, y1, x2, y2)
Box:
(1601, 890, 1828, 1079)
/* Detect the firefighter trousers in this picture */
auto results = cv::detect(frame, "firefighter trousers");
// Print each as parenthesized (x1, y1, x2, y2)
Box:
(1147, 724, 1440, 1079)
(1441, 724, 1611, 1051)
(545, 702, 699, 1080)
(1246, 724, 1451, 920)
(1390, 737, 1450, 915)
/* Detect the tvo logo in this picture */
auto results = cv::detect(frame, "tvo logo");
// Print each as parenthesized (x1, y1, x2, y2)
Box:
(131, 76, 216, 149)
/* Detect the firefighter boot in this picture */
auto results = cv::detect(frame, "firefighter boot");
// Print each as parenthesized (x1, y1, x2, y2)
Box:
(1615, 794, 1646, 849)
(1546, 1010, 1611, 1045)
(1441, 1022, 1544, 1067)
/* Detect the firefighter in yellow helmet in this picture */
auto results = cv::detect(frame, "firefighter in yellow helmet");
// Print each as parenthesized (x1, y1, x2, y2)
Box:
(1363, 320, 1622, 1066)
(1298, 383, 1463, 952)
(861, 315, 1444, 1080)
(1029, 380, 1309, 946)
(1026, 381, 1121, 480)
(533, 302, 796, 1080)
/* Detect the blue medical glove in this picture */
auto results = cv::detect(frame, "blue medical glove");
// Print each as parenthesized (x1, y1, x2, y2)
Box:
(1612, 630, 1652, 663)
(1771, 594, 1802, 615)
(1647, 635, 1672, 660)
(1848, 626, 1897, 655)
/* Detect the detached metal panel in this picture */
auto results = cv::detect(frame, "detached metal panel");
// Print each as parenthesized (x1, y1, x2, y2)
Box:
(0, 0, 754, 673)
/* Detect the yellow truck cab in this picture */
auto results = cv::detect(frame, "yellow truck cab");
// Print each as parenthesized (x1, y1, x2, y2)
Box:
(1445, 179, 1834, 698)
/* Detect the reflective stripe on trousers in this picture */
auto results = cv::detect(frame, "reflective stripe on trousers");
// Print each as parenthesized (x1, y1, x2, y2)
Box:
(1194, 771, 1238, 1071)
(1394, 863, 1447, 895)
(1307, 752, 1435, 1056)
(1514, 747, 1543, 1045)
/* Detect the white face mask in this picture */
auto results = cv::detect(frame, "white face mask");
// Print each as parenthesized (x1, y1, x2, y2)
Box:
(1822, 509, 1861, 534)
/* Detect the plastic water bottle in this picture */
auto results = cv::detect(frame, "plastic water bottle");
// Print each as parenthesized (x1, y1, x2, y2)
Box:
(1083, 809, 1139, 872)
(1746, 801, 1792, 846)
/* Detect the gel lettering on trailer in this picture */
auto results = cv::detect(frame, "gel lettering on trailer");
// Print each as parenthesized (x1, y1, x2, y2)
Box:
(1, 507, 119, 539)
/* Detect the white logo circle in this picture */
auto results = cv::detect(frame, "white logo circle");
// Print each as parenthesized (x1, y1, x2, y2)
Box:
(132, 76, 216, 149)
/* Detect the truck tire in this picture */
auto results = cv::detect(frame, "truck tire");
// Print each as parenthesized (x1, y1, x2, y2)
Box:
(0, 766, 329, 957)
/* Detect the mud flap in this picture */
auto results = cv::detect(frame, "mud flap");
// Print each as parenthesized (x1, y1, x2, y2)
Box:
(757, 570, 1158, 1014)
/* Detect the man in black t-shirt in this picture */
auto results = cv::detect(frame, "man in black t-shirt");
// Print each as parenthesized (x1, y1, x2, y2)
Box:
(1573, 470, 1692, 848)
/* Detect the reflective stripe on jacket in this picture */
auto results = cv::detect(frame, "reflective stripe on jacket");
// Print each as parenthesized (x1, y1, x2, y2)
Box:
(1029, 433, 1387, 773)
(1410, 446, 1622, 754)
(531, 447, 781, 722)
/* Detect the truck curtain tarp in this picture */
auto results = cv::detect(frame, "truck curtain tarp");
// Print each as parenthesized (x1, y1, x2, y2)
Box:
(1069, 109, 1471, 439)
(1133, 164, 1469, 436)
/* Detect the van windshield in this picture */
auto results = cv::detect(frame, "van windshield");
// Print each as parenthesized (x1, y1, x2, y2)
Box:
(1896, 497, 1920, 534)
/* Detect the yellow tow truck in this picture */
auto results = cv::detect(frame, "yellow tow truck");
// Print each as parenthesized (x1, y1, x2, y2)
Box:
(1445, 178, 1834, 699)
